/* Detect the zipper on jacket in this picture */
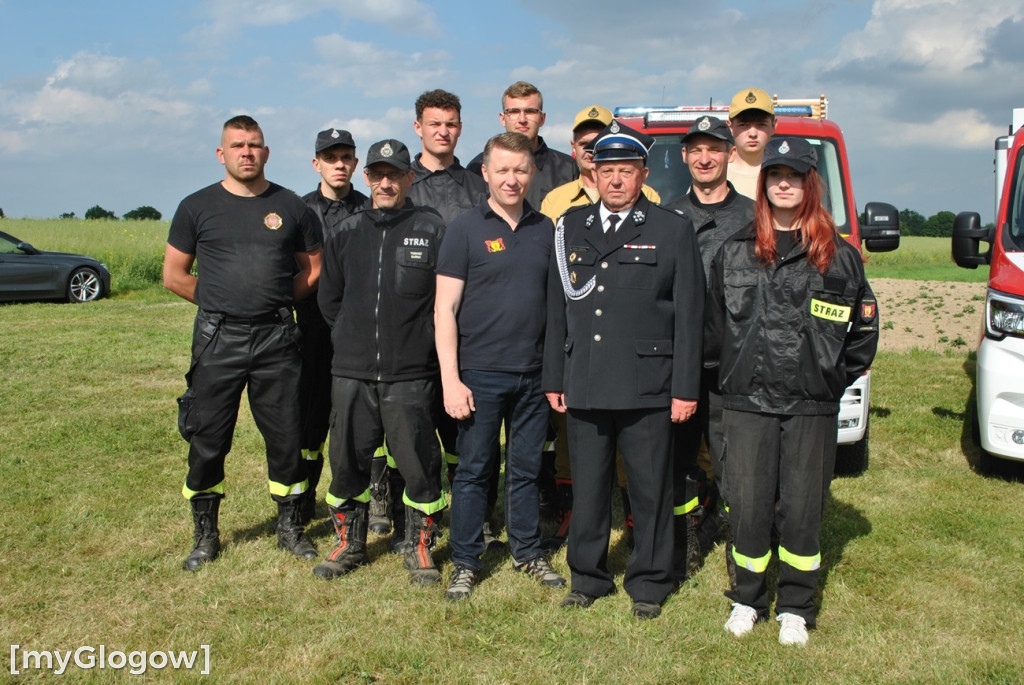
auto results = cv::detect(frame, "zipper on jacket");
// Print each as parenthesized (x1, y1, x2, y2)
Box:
(375, 226, 386, 381)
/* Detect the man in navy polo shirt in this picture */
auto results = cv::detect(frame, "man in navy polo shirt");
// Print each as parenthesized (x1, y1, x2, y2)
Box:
(435, 132, 566, 600)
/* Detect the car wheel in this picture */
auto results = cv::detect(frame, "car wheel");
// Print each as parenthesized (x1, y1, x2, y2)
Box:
(835, 419, 869, 476)
(67, 267, 103, 303)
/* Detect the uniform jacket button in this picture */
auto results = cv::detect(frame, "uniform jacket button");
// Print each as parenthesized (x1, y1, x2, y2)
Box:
(594, 334, 602, 342)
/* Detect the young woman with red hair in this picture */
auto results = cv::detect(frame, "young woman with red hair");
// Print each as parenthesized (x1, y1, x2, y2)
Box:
(704, 137, 880, 647)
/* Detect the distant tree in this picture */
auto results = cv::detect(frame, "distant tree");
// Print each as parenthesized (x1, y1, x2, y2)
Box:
(921, 210, 956, 238)
(84, 205, 118, 220)
(0, 207, 5, 219)
(899, 209, 926, 236)
(59, 212, 77, 219)
(123, 205, 162, 221)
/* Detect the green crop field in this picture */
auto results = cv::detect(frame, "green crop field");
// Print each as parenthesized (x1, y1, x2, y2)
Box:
(1, 227, 1020, 681)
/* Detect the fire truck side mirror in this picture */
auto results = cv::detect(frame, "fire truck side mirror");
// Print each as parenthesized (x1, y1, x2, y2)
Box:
(951, 211, 993, 268)
(861, 202, 901, 253)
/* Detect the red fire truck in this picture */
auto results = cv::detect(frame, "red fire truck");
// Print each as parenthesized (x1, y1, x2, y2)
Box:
(952, 108, 1024, 464)
(614, 95, 900, 472)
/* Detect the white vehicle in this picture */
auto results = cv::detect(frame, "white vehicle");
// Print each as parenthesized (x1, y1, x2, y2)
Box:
(952, 108, 1024, 464)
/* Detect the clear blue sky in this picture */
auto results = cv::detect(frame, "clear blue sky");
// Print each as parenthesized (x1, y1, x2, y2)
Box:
(2, 0, 1022, 222)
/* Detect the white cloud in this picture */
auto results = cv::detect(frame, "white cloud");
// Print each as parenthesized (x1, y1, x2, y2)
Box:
(192, 0, 440, 39)
(309, 34, 450, 96)
(879, 108, 1005, 149)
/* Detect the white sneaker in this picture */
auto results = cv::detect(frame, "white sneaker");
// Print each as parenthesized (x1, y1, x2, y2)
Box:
(777, 613, 809, 647)
(724, 603, 759, 637)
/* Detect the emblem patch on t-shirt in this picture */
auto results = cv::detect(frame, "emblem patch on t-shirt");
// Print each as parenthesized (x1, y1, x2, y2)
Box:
(264, 213, 283, 230)
(485, 238, 506, 253)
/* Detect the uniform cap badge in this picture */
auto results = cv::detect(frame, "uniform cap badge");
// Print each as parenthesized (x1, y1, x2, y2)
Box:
(380, 142, 393, 157)
(330, 129, 340, 139)
(609, 121, 620, 134)
(745, 91, 757, 103)
(778, 140, 790, 154)
(588, 107, 599, 118)
(697, 116, 711, 131)
(264, 212, 283, 230)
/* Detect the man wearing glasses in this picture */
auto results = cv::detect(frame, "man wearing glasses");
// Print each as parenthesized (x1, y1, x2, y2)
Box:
(469, 81, 578, 209)
(313, 139, 448, 587)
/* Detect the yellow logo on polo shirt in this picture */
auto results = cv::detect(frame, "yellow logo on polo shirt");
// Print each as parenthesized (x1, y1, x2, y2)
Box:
(264, 213, 283, 230)
(485, 238, 506, 253)
(810, 298, 851, 323)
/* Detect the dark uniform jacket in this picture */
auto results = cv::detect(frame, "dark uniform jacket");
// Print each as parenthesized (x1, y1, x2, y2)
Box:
(318, 201, 445, 383)
(469, 136, 578, 211)
(301, 186, 369, 238)
(704, 225, 879, 416)
(542, 195, 705, 409)
(666, 182, 754, 281)
(407, 154, 487, 226)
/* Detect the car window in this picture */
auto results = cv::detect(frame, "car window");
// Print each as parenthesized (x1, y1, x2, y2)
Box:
(0, 234, 20, 254)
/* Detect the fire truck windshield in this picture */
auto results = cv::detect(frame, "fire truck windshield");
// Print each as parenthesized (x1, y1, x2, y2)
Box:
(1007, 145, 1024, 251)
(644, 135, 850, 236)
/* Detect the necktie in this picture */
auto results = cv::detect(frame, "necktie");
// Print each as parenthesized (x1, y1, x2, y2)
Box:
(607, 214, 620, 234)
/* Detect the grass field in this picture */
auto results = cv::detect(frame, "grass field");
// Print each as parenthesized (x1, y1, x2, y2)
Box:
(1, 223, 1023, 680)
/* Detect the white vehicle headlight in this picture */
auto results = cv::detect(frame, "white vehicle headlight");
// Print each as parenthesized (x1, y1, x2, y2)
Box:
(986, 289, 1024, 340)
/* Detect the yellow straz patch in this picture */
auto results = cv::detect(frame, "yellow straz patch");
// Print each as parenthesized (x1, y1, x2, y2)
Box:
(810, 298, 851, 322)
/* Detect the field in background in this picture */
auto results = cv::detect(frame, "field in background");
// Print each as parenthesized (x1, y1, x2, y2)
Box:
(1, 234, 1022, 679)
(864, 235, 989, 282)
(3, 218, 168, 294)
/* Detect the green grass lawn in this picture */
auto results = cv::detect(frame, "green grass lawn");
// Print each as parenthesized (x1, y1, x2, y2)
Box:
(865, 235, 990, 282)
(1, 290, 1022, 682)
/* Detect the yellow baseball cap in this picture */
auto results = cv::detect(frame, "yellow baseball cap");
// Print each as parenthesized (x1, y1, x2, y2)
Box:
(573, 105, 613, 132)
(729, 88, 774, 119)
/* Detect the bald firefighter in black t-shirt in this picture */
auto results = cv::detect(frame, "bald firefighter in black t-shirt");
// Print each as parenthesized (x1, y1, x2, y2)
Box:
(164, 115, 323, 572)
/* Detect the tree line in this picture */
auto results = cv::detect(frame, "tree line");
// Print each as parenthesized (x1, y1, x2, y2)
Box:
(56, 205, 163, 221)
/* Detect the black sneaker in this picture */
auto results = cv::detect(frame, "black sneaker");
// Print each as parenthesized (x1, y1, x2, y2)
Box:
(561, 590, 597, 609)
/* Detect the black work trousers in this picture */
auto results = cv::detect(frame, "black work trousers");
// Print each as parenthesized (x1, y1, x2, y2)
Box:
(566, 406, 676, 604)
(182, 309, 306, 501)
(295, 298, 332, 453)
(723, 409, 836, 626)
(326, 376, 444, 514)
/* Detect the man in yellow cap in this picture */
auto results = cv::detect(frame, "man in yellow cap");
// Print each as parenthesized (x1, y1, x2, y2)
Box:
(727, 88, 776, 199)
(541, 105, 660, 221)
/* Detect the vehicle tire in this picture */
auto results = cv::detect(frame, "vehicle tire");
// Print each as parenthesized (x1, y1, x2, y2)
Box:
(835, 419, 869, 475)
(67, 267, 103, 303)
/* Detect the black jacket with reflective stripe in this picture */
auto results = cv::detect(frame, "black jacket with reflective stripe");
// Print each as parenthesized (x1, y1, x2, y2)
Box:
(704, 225, 879, 416)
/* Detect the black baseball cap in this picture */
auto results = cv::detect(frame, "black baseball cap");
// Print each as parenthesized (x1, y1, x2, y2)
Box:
(761, 136, 817, 173)
(682, 115, 734, 145)
(315, 128, 356, 153)
(364, 139, 411, 172)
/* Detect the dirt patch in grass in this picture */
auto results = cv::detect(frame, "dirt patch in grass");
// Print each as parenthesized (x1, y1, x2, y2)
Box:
(873, 278, 986, 354)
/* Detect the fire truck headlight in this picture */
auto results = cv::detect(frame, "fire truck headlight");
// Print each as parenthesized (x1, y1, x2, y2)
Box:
(986, 290, 1024, 340)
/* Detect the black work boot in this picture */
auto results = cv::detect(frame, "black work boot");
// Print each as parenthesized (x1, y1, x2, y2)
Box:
(277, 499, 318, 560)
(541, 479, 573, 552)
(298, 453, 323, 525)
(403, 507, 441, 585)
(313, 502, 369, 579)
(368, 455, 392, 535)
(388, 470, 409, 554)
(183, 496, 221, 572)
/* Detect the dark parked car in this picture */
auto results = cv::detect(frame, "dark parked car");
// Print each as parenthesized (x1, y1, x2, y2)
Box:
(0, 230, 111, 303)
